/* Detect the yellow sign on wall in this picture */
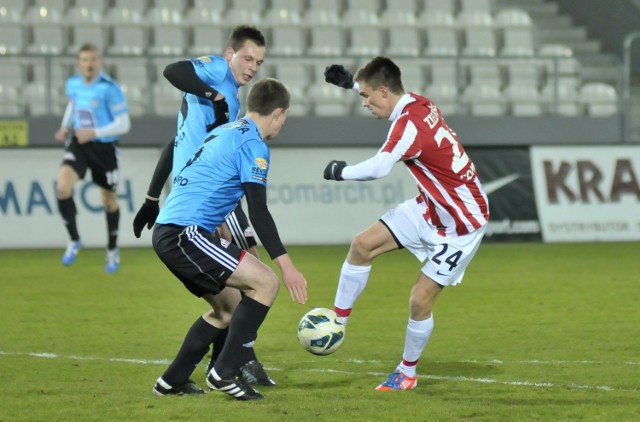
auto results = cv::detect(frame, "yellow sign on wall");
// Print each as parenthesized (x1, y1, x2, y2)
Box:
(0, 120, 28, 147)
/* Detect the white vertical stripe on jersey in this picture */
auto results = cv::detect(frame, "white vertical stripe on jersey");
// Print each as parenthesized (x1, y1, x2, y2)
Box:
(185, 226, 239, 271)
(411, 161, 478, 235)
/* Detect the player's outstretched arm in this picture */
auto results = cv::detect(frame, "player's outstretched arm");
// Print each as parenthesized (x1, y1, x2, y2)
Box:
(244, 182, 308, 304)
(132, 138, 174, 238)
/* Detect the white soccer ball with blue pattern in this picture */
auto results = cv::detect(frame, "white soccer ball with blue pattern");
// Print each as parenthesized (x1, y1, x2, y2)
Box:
(297, 307, 345, 355)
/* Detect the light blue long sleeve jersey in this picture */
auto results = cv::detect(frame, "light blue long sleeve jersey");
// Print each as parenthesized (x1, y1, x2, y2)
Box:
(65, 71, 128, 143)
(173, 55, 242, 175)
(157, 117, 269, 233)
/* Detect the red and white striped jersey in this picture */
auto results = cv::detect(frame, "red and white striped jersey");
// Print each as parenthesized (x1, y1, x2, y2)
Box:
(343, 93, 489, 237)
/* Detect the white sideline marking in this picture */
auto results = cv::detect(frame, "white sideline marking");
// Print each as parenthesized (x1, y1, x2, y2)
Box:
(1, 350, 634, 392)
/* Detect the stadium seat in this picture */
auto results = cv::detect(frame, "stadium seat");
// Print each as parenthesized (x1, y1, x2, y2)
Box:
(0, 23, 25, 55)
(188, 27, 227, 56)
(222, 0, 264, 27)
(0, 84, 23, 116)
(24, 0, 66, 25)
(149, 27, 187, 56)
(393, 59, 426, 93)
(0, 0, 26, 23)
(308, 27, 346, 56)
(424, 83, 460, 115)
(269, 27, 306, 56)
(465, 61, 502, 88)
(104, 0, 145, 25)
(184, 0, 225, 25)
(459, 0, 494, 14)
(108, 26, 148, 55)
(67, 25, 108, 54)
(496, 8, 536, 57)
(379, 0, 417, 27)
(263, 0, 304, 26)
(153, 83, 183, 117)
(0, 58, 27, 85)
(501, 28, 536, 57)
(504, 84, 543, 116)
(424, 28, 459, 56)
(386, 28, 422, 57)
(462, 83, 506, 116)
(27, 26, 67, 54)
(118, 83, 147, 116)
(538, 44, 580, 78)
(342, 0, 382, 26)
(308, 84, 353, 116)
(417, 10, 456, 28)
(145, 6, 185, 26)
(423, 0, 457, 14)
(579, 82, 618, 116)
(72, 0, 107, 9)
(462, 27, 497, 56)
(64, 6, 101, 24)
(304, 0, 341, 26)
(541, 76, 580, 116)
(111, 59, 149, 87)
(347, 28, 384, 56)
(22, 83, 51, 115)
(274, 62, 311, 116)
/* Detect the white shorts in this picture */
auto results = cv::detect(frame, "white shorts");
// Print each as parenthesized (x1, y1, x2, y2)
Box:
(380, 197, 486, 287)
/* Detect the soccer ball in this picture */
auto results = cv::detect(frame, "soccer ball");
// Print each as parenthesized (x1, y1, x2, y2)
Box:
(297, 308, 345, 356)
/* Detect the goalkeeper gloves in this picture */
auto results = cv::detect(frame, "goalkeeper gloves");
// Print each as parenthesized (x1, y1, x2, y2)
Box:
(133, 198, 160, 238)
(324, 65, 354, 89)
(323, 160, 347, 181)
(206, 99, 230, 132)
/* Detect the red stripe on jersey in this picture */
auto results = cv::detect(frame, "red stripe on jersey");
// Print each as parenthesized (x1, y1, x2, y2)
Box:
(388, 93, 489, 236)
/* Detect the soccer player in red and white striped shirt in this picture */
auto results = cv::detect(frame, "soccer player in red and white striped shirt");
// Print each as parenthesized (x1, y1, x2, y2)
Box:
(323, 57, 489, 391)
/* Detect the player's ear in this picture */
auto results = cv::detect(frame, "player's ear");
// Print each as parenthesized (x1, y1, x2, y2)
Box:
(224, 47, 235, 62)
(272, 107, 286, 121)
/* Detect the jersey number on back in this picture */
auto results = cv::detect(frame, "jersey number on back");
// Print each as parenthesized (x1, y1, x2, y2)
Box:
(434, 126, 470, 174)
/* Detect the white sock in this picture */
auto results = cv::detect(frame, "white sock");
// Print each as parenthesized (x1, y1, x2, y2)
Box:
(397, 315, 434, 377)
(333, 260, 371, 324)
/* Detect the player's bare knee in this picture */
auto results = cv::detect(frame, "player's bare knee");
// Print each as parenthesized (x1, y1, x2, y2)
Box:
(349, 234, 375, 262)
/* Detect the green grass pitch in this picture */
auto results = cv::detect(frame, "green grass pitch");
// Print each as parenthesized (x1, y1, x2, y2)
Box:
(1, 242, 639, 421)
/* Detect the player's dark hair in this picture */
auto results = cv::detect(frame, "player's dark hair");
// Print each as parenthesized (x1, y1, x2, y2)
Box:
(354, 56, 405, 94)
(77, 42, 100, 57)
(227, 25, 266, 51)
(247, 78, 290, 115)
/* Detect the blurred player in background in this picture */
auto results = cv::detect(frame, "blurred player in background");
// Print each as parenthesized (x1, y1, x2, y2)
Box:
(54, 42, 130, 273)
(152, 78, 307, 400)
(133, 26, 276, 387)
(323, 57, 489, 391)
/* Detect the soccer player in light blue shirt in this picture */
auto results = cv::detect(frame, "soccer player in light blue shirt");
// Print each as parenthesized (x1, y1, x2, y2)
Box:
(54, 43, 130, 273)
(151, 79, 307, 400)
(133, 26, 266, 243)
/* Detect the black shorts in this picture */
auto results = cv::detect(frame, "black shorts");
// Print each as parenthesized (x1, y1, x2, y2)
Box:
(62, 137, 120, 191)
(225, 203, 258, 250)
(152, 223, 245, 297)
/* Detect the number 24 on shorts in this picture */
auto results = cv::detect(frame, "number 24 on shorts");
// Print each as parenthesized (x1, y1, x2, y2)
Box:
(432, 243, 463, 272)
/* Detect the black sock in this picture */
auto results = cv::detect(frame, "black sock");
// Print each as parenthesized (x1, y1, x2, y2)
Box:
(210, 326, 229, 364)
(106, 209, 119, 250)
(58, 197, 79, 241)
(162, 316, 222, 387)
(214, 295, 270, 379)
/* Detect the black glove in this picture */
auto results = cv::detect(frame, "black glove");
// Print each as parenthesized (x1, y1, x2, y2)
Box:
(323, 160, 347, 181)
(133, 198, 160, 238)
(324, 65, 354, 89)
(205, 99, 229, 132)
